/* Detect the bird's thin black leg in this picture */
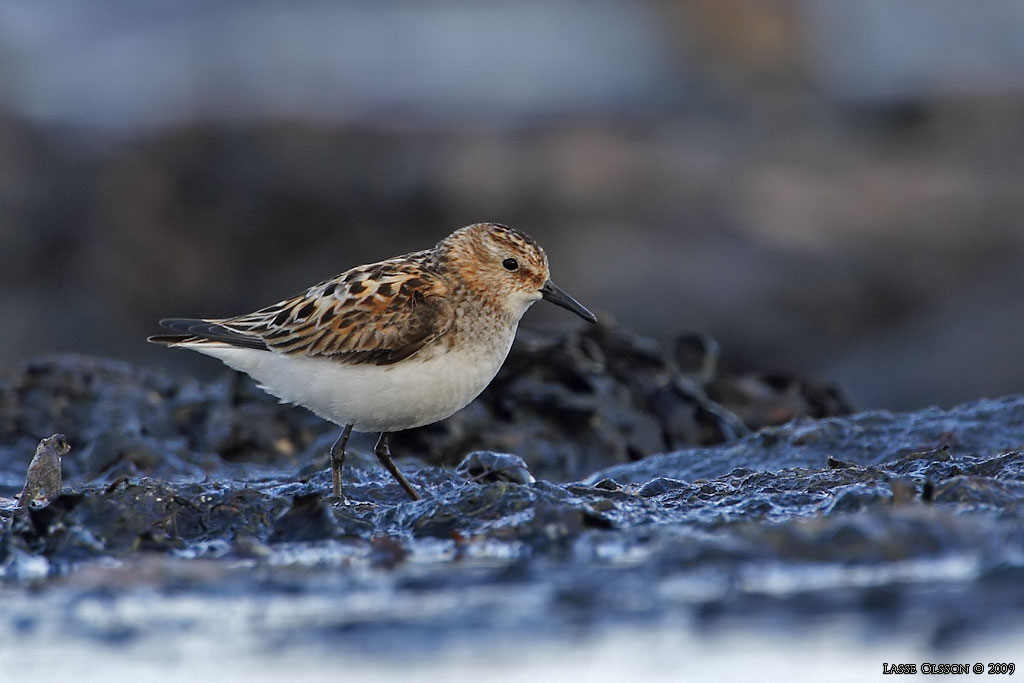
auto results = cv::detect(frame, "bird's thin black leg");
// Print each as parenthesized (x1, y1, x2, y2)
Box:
(373, 433, 421, 501)
(330, 423, 354, 498)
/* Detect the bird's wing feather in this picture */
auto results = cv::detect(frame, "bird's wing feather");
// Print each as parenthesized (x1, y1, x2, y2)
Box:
(150, 319, 269, 350)
(153, 256, 454, 366)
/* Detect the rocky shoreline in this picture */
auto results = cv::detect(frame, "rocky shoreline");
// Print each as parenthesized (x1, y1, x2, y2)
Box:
(1, 326, 1022, 676)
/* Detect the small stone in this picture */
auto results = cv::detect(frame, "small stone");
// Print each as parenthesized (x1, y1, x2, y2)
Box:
(16, 434, 70, 509)
(456, 451, 536, 485)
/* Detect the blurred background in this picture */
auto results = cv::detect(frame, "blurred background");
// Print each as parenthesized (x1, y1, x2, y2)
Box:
(2, 0, 1023, 411)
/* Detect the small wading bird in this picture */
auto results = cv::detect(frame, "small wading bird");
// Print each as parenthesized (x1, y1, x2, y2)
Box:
(150, 223, 596, 501)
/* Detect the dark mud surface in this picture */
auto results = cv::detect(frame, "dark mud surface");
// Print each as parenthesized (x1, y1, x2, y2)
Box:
(1, 326, 1023, 679)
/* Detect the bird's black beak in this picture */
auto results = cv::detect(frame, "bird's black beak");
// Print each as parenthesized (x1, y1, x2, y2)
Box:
(540, 280, 597, 323)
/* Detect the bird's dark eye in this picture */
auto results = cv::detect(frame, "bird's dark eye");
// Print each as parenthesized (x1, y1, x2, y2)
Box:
(502, 258, 519, 271)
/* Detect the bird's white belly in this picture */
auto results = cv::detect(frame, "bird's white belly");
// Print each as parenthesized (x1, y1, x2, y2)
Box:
(184, 342, 510, 433)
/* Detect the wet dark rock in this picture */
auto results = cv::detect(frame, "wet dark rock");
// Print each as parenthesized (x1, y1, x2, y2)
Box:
(637, 477, 694, 498)
(1, 340, 1023, 659)
(590, 393, 1024, 484)
(455, 451, 536, 485)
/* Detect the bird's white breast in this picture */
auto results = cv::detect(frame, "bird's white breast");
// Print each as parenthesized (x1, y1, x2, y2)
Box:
(183, 335, 514, 433)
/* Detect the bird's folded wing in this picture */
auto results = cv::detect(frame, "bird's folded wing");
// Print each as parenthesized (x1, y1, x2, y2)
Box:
(153, 261, 454, 366)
